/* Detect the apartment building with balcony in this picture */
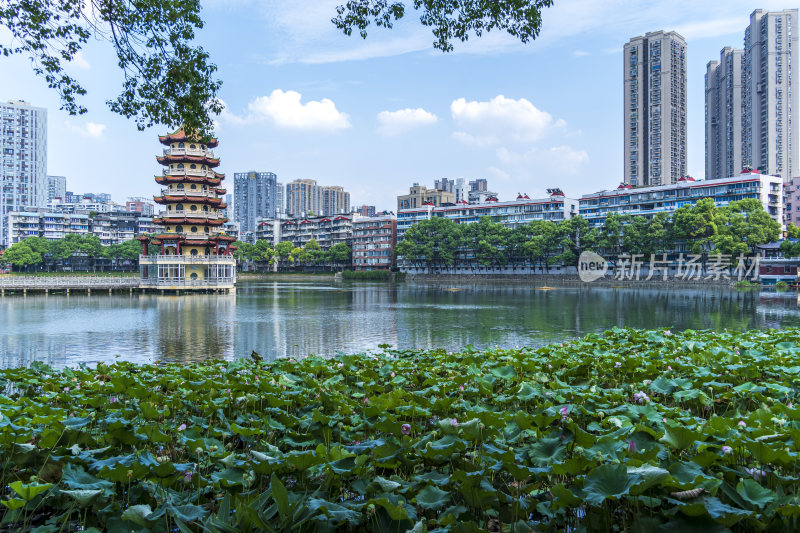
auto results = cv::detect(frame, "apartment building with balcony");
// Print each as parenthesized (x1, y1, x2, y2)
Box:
(255, 213, 358, 250)
(624, 31, 687, 187)
(3, 209, 156, 246)
(397, 190, 578, 239)
(352, 214, 397, 270)
(579, 171, 783, 227)
(1, 100, 47, 247)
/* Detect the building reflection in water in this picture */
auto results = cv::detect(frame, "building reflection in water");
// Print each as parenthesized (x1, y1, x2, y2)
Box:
(233, 281, 400, 361)
(3, 280, 800, 368)
(147, 293, 236, 363)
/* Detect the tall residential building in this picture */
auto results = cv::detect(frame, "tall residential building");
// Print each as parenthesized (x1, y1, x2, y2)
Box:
(322, 185, 350, 215)
(285, 179, 349, 216)
(233, 171, 279, 233)
(455, 178, 467, 203)
(706, 47, 744, 180)
(624, 31, 687, 186)
(469, 179, 488, 192)
(276, 181, 284, 215)
(705, 10, 798, 183)
(1, 100, 47, 246)
(47, 175, 67, 202)
(435, 178, 455, 193)
(744, 9, 798, 181)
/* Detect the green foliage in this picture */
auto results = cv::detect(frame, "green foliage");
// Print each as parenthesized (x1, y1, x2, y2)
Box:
(733, 280, 760, 289)
(333, 0, 554, 52)
(397, 200, 781, 270)
(775, 281, 789, 291)
(341, 269, 398, 280)
(2, 328, 800, 530)
(1, 0, 222, 136)
(1, 240, 43, 270)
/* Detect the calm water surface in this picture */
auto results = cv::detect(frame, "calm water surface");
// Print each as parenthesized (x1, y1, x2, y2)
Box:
(1, 279, 799, 367)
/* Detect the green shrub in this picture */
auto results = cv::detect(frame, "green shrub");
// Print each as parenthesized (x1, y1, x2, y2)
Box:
(775, 281, 789, 291)
(733, 280, 759, 289)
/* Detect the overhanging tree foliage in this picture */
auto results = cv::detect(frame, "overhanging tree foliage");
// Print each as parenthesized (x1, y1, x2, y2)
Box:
(1, 0, 222, 136)
(333, 0, 555, 52)
(4, 1, 554, 135)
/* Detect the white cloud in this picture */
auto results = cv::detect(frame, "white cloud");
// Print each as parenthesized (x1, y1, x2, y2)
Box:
(70, 51, 90, 70)
(496, 145, 589, 176)
(451, 95, 565, 145)
(220, 90, 351, 131)
(67, 121, 106, 138)
(572, 50, 590, 57)
(377, 108, 437, 136)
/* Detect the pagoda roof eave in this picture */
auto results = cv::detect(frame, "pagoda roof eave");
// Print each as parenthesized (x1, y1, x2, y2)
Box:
(156, 155, 221, 167)
(158, 128, 219, 147)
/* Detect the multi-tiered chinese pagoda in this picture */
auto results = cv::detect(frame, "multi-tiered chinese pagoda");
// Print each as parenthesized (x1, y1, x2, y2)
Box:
(137, 129, 236, 293)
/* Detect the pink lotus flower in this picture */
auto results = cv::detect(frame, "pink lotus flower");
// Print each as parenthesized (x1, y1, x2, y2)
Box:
(391, 372, 395, 378)
(548, 364, 553, 369)
(63, 387, 70, 392)
(401, 424, 411, 435)
(628, 440, 637, 453)
(450, 418, 459, 427)
(721, 445, 733, 455)
(364, 397, 369, 405)
(738, 420, 747, 428)
(109, 396, 118, 403)
(183, 471, 193, 483)
(459, 385, 464, 391)
(177, 423, 187, 431)
(667, 365, 672, 370)
(559, 406, 569, 417)
(614, 362, 622, 368)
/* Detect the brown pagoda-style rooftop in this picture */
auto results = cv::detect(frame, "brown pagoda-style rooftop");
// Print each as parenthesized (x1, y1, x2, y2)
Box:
(158, 128, 219, 148)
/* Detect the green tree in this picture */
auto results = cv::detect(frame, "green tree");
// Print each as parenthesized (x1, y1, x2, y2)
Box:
(522, 220, 559, 273)
(2, 0, 222, 136)
(232, 241, 256, 262)
(326, 242, 352, 271)
(2, 239, 44, 271)
(621, 213, 672, 259)
(254, 240, 276, 268)
(786, 224, 800, 240)
(673, 198, 718, 256)
(556, 216, 592, 267)
(274, 241, 295, 271)
(334, 0, 554, 52)
(466, 217, 510, 270)
(713, 198, 781, 256)
(395, 217, 462, 272)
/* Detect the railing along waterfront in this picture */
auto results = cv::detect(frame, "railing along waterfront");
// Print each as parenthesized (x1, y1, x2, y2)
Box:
(0, 277, 139, 289)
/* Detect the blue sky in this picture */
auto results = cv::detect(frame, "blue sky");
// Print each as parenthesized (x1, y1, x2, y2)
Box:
(0, 1, 791, 211)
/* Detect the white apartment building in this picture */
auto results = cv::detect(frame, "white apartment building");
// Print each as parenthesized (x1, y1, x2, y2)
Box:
(397, 191, 578, 239)
(624, 31, 687, 187)
(47, 175, 67, 202)
(579, 171, 783, 227)
(1, 100, 47, 247)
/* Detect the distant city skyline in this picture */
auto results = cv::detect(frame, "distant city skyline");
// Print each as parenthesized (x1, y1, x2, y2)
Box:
(1, 1, 796, 212)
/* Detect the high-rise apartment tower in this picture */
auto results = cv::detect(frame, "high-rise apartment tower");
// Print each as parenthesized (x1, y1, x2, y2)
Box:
(624, 31, 687, 186)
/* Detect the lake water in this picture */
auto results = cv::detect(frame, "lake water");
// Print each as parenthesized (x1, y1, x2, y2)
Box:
(1, 279, 799, 367)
